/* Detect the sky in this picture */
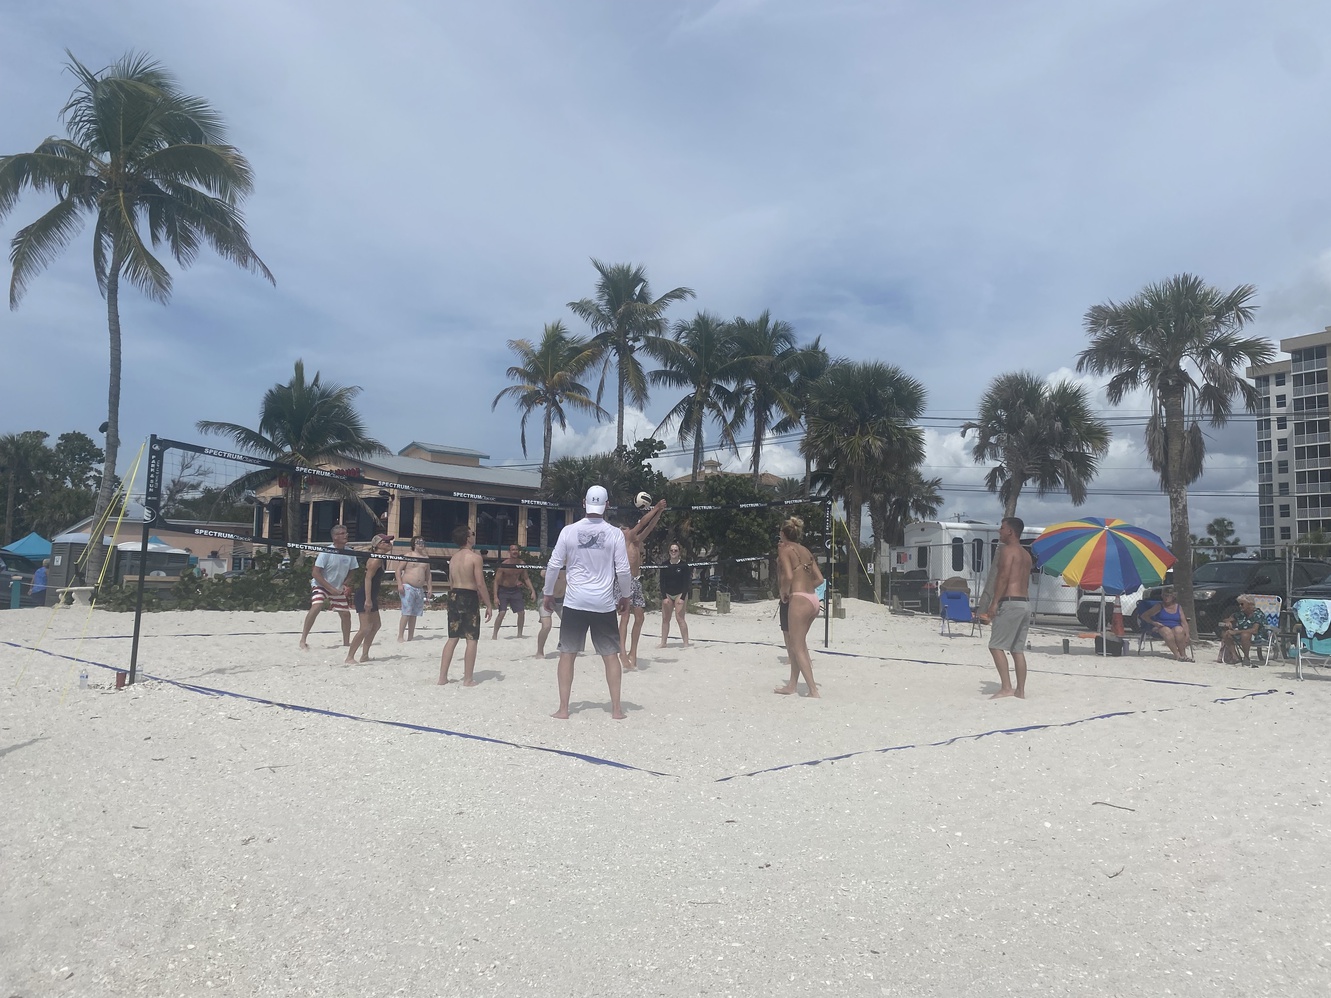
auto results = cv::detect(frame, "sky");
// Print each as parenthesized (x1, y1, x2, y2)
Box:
(3, 0, 1331, 550)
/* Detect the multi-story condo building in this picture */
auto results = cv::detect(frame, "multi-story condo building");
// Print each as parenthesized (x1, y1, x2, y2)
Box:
(1248, 327, 1331, 554)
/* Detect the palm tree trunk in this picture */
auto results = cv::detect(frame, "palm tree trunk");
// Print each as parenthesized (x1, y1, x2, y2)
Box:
(1163, 389, 1196, 636)
(616, 337, 626, 450)
(751, 423, 764, 486)
(846, 493, 863, 601)
(541, 413, 553, 549)
(692, 429, 704, 483)
(87, 263, 123, 587)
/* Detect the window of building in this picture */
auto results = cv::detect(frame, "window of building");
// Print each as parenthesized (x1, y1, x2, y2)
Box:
(1279, 482, 1290, 496)
(1277, 416, 1288, 430)
(524, 507, 568, 549)
(1280, 504, 1290, 518)
(951, 537, 965, 572)
(1278, 438, 1288, 452)
(1280, 526, 1291, 540)
(420, 499, 470, 544)
(1277, 394, 1287, 408)
(1276, 373, 1286, 386)
(1278, 460, 1289, 474)
(476, 503, 520, 550)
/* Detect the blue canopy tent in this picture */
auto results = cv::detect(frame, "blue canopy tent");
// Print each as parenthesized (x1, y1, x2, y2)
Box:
(1, 532, 52, 559)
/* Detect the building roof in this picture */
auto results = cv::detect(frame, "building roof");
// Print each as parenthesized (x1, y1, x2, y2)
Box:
(362, 453, 542, 492)
(398, 441, 490, 460)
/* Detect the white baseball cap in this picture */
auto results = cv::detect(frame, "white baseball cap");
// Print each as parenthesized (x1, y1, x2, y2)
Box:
(585, 485, 609, 514)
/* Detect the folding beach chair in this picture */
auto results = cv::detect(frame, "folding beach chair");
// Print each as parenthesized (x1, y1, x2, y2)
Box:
(1136, 600, 1159, 655)
(1294, 599, 1331, 680)
(940, 589, 982, 637)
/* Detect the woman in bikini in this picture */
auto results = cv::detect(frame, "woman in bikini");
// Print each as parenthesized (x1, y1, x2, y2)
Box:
(774, 516, 824, 697)
(346, 533, 393, 664)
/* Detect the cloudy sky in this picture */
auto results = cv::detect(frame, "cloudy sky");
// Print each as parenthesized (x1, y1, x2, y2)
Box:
(3, 0, 1330, 547)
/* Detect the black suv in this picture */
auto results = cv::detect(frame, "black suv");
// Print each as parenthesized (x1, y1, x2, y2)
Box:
(0, 556, 30, 610)
(1148, 559, 1331, 635)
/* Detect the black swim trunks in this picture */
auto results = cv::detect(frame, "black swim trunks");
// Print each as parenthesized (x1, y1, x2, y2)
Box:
(448, 588, 481, 640)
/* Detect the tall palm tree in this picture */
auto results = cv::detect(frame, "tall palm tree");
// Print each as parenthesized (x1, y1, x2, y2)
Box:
(961, 371, 1112, 519)
(0, 52, 273, 577)
(729, 310, 803, 485)
(0, 430, 50, 544)
(567, 259, 694, 449)
(492, 321, 607, 485)
(196, 360, 388, 548)
(868, 465, 943, 602)
(802, 360, 927, 601)
(779, 337, 830, 497)
(1077, 273, 1274, 630)
(649, 311, 743, 481)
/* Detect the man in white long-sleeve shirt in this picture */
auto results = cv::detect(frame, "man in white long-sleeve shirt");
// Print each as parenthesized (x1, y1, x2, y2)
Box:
(544, 485, 632, 720)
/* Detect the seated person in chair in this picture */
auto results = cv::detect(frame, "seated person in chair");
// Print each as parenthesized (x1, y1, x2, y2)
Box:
(1218, 596, 1266, 667)
(1140, 589, 1192, 662)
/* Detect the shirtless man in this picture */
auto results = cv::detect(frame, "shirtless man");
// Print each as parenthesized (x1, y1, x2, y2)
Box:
(976, 516, 1032, 699)
(491, 543, 537, 638)
(534, 565, 566, 659)
(439, 524, 494, 687)
(397, 536, 433, 642)
(617, 498, 667, 671)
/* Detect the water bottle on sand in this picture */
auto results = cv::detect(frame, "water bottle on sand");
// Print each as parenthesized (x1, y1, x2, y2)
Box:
(78, 669, 88, 689)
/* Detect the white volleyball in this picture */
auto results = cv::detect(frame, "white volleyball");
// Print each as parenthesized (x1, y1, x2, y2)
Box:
(635, 491, 653, 510)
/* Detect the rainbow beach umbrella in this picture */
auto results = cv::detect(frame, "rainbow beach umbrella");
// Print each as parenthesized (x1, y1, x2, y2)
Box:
(1031, 516, 1175, 596)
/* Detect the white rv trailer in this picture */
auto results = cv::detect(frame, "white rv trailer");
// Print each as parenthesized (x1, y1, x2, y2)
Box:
(884, 518, 1079, 616)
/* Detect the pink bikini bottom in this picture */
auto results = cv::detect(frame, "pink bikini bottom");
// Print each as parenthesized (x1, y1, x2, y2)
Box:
(791, 591, 821, 609)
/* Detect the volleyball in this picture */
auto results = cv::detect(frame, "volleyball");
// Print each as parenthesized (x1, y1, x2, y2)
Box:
(635, 491, 653, 510)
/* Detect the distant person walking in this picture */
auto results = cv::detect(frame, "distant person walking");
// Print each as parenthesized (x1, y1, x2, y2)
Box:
(492, 543, 537, 638)
(397, 536, 433, 642)
(299, 524, 357, 650)
(773, 516, 824, 697)
(657, 543, 692, 648)
(31, 559, 49, 605)
(976, 516, 1033, 698)
(439, 525, 494, 686)
(346, 534, 393, 664)
(545, 485, 632, 720)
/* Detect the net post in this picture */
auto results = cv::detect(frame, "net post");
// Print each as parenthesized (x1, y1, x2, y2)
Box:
(128, 435, 164, 685)
(824, 498, 832, 648)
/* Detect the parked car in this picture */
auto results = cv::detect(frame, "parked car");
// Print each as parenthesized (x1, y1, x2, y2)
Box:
(1145, 559, 1331, 635)
(1076, 587, 1144, 630)
(1290, 568, 1331, 604)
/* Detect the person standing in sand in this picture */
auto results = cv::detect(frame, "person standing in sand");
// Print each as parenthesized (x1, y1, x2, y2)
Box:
(346, 534, 393, 664)
(774, 516, 824, 697)
(397, 536, 433, 642)
(658, 542, 692, 648)
(616, 498, 667, 671)
(976, 516, 1032, 699)
(544, 485, 632, 720)
(534, 565, 566, 659)
(299, 524, 358, 650)
(439, 525, 494, 686)
(491, 543, 537, 639)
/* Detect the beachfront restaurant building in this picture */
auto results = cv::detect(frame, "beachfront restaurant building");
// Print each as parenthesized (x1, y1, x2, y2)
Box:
(251, 441, 565, 559)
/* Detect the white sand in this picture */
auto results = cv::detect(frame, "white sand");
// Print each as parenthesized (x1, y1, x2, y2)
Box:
(2, 600, 1329, 997)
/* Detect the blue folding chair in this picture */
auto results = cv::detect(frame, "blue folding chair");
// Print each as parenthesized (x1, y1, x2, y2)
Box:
(1294, 599, 1331, 680)
(1136, 600, 1160, 655)
(940, 589, 982, 637)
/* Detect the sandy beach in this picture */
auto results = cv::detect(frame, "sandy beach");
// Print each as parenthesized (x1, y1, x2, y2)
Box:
(2, 599, 1329, 997)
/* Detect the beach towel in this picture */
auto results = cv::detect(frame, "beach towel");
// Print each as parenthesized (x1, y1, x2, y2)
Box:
(1295, 599, 1331, 637)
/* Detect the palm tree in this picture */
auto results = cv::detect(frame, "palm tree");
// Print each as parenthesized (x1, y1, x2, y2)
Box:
(649, 311, 742, 482)
(961, 372, 1111, 519)
(0, 52, 273, 577)
(777, 337, 830, 497)
(567, 259, 694, 449)
(868, 465, 943, 603)
(1077, 273, 1274, 630)
(802, 360, 927, 601)
(492, 321, 607, 485)
(729, 310, 804, 485)
(1203, 515, 1244, 559)
(0, 430, 50, 544)
(196, 360, 388, 549)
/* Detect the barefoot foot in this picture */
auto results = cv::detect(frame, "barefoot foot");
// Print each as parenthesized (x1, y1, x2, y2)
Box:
(612, 709, 627, 720)
(773, 684, 798, 695)
(551, 708, 569, 719)
(989, 689, 1015, 699)
(462, 679, 478, 687)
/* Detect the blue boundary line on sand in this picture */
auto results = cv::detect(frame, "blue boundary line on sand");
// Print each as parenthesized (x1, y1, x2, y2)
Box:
(713, 689, 1288, 782)
(3, 640, 675, 779)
